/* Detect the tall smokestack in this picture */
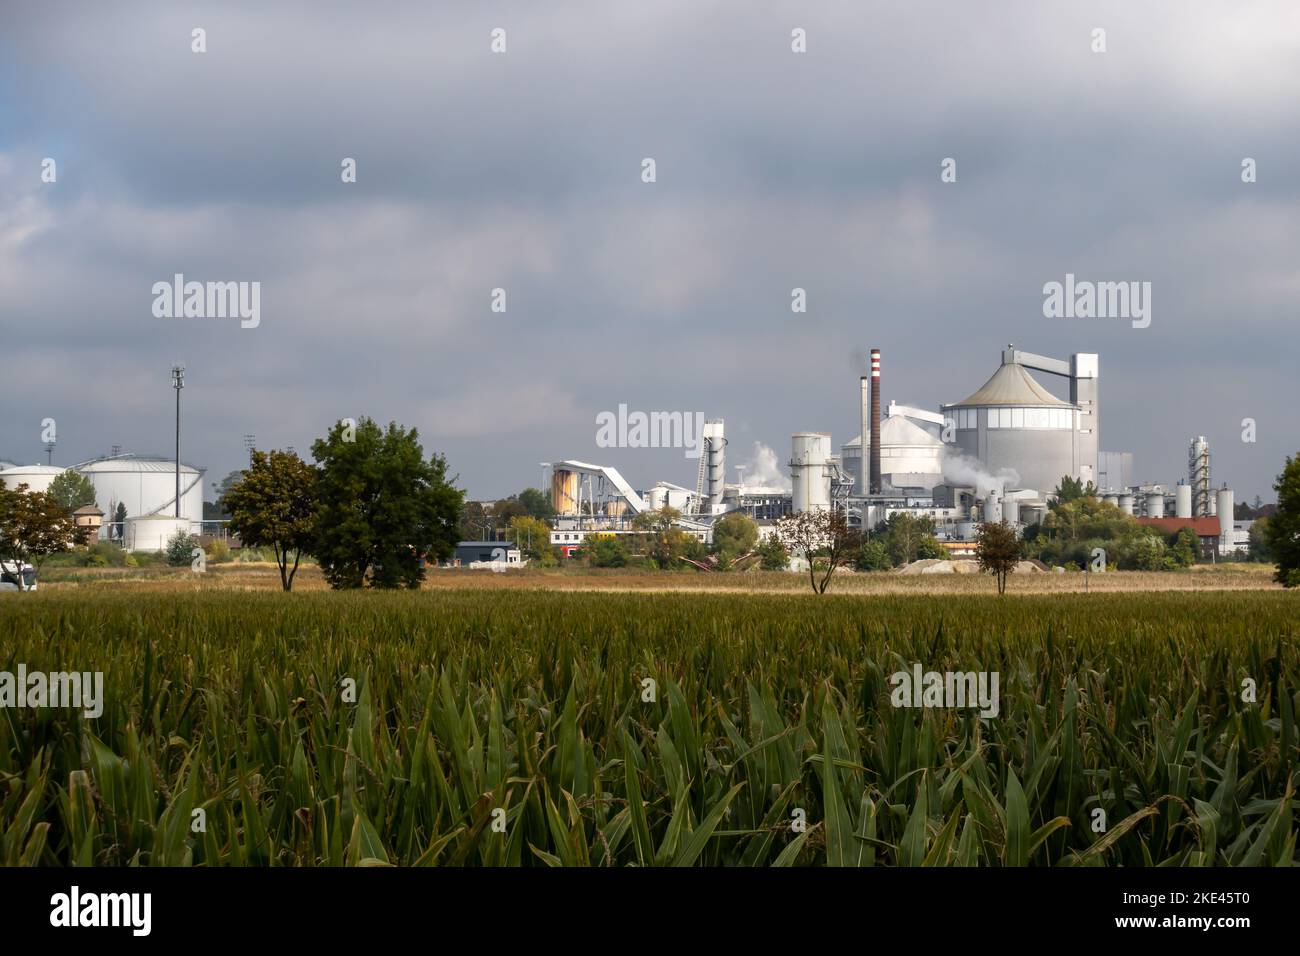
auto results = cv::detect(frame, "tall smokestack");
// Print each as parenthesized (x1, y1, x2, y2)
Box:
(870, 348, 881, 494)
(859, 376, 870, 492)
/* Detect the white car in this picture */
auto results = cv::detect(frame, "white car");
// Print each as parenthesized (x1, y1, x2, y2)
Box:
(0, 561, 37, 592)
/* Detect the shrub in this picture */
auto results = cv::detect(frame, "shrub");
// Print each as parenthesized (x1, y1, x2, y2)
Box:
(205, 539, 232, 564)
(166, 529, 200, 567)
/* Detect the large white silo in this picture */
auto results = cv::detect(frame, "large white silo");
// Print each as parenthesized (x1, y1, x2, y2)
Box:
(790, 433, 832, 512)
(1217, 487, 1234, 553)
(0, 464, 67, 494)
(1175, 483, 1192, 519)
(76, 455, 205, 531)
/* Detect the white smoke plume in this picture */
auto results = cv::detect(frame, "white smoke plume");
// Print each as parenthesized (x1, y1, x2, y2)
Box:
(736, 442, 792, 492)
(940, 450, 1019, 496)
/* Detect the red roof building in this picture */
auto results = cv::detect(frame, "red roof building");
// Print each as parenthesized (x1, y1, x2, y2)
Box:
(1136, 517, 1221, 560)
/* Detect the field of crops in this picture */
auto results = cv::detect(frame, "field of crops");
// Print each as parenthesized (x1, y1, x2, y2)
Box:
(2, 590, 1297, 866)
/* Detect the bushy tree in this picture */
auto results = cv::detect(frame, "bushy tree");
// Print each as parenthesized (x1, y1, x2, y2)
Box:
(975, 520, 1021, 594)
(1170, 527, 1199, 567)
(876, 512, 944, 567)
(222, 449, 320, 591)
(47, 469, 98, 512)
(1248, 516, 1272, 562)
(584, 535, 629, 568)
(1053, 475, 1099, 504)
(854, 538, 892, 571)
(509, 514, 557, 566)
(777, 508, 861, 594)
(0, 483, 75, 582)
(712, 512, 759, 559)
(166, 528, 199, 567)
(312, 418, 463, 589)
(517, 487, 555, 520)
(1266, 454, 1300, 587)
(757, 534, 789, 570)
(632, 507, 693, 569)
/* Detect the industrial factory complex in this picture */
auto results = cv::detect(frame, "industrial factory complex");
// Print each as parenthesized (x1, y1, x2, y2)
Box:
(542, 345, 1250, 560)
(0, 344, 1252, 561)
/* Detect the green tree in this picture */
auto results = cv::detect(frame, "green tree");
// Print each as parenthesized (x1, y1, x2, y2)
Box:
(1248, 516, 1272, 562)
(854, 538, 893, 571)
(584, 535, 629, 568)
(47, 469, 98, 512)
(166, 528, 199, 567)
(1130, 535, 1169, 571)
(757, 534, 788, 570)
(312, 418, 464, 589)
(1170, 527, 1199, 567)
(207, 470, 245, 520)
(712, 512, 759, 559)
(113, 502, 127, 543)
(975, 520, 1021, 595)
(518, 487, 555, 520)
(777, 508, 861, 594)
(1053, 475, 1099, 504)
(222, 449, 320, 591)
(0, 483, 75, 582)
(632, 507, 690, 569)
(880, 512, 936, 566)
(509, 514, 557, 566)
(1266, 454, 1300, 587)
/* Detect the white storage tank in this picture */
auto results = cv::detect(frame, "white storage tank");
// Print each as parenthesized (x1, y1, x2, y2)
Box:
(76, 455, 205, 530)
(0, 464, 66, 494)
(1004, 499, 1020, 525)
(1146, 493, 1165, 518)
(1217, 488, 1234, 550)
(1118, 494, 1135, 516)
(124, 515, 192, 552)
(1175, 483, 1192, 519)
(984, 491, 1003, 524)
(790, 433, 832, 512)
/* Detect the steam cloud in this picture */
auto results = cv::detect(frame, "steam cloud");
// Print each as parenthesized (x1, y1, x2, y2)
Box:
(940, 450, 1019, 496)
(737, 442, 792, 492)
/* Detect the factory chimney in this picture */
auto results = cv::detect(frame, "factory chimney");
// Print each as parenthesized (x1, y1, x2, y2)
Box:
(870, 348, 881, 494)
(859, 376, 870, 492)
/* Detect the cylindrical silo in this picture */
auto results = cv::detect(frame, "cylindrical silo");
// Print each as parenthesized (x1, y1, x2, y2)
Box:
(1118, 494, 1135, 516)
(76, 456, 204, 531)
(1217, 488, 1233, 549)
(1103, 493, 1120, 507)
(1176, 484, 1192, 519)
(1003, 499, 1020, 525)
(124, 515, 191, 552)
(0, 464, 66, 494)
(551, 469, 578, 515)
(790, 433, 832, 512)
(705, 420, 726, 509)
(984, 491, 1003, 524)
(1145, 493, 1165, 518)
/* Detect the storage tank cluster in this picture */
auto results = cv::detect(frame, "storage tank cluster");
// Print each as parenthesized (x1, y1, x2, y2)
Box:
(1, 456, 206, 550)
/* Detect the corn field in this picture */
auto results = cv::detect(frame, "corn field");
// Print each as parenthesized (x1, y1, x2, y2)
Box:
(1, 590, 1296, 866)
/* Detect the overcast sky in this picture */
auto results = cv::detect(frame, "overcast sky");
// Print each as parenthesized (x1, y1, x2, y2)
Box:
(1, 1, 1297, 502)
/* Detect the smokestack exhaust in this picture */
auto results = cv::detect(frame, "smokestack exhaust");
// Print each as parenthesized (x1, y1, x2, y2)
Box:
(870, 348, 881, 494)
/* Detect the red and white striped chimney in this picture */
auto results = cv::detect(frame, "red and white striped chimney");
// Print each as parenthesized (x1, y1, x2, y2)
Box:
(870, 348, 881, 494)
